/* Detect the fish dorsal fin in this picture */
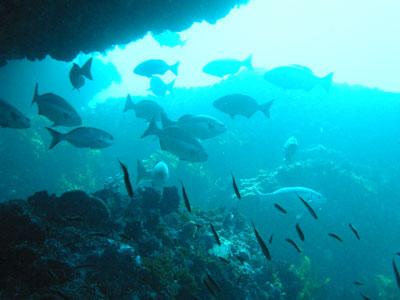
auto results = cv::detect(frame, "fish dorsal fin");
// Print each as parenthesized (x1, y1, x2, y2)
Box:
(178, 114, 194, 121)
(290, 64, 312, 73)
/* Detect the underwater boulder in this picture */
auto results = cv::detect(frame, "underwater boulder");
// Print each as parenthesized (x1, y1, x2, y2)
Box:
(160, 186, 180, 215)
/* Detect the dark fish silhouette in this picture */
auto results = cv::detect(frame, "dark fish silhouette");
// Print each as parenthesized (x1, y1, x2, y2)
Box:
(285, 238, 302, 253)
(348, 223, 360, 240)
(210, 223, 221, 246)
(33, 83, 82, 127)
(206, 273, 221, 293)
(328, 233, 343, 242)
(353, 280, 364, 286)
(295, 223, 305, 241)
(232, 173, 241, 199)
(218, 256, 230, 264)
(203, 277, 218, 297)
(181, 182, 192, 213)
(274, 203, 287, 214)
(269, 234, 274, 244)
(393, 257, 400, 289)
(252, 222, 271, 261)
(119, 160, 134, 199)
(297, 194, 318, 220)
(69, 57, 93, 89)
(46, 127, 114, 149)
(360, 292, 371, 300)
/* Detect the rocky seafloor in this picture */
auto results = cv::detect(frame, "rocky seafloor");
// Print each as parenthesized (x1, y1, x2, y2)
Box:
(0, 181, 311, 299)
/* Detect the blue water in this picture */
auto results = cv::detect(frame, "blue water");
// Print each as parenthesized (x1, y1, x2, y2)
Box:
(1, 10, 400, 300)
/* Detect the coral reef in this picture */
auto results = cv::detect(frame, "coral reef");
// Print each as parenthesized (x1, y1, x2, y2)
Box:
(0, 184, 310, 299)
(0, 0, 248, 64)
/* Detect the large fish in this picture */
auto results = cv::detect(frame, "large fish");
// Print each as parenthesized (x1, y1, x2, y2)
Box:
(264, 65, 333, 91)
(69, 57, 93, 90)
(32, 83, 81, 127)
(134, 59, 179, 77)
(0, 98, 30, 129)
(136, 160, 169, 188)
(203, 55, 252, 77)
(46, 127, 114, 149)
(213, 94, 273, 119)
(149, 76, 174, 97)
(283, 136, 298, 163)
(141, 119, 208, 162)
(161, 113, 226, 140)
(123, 95, 165, 122)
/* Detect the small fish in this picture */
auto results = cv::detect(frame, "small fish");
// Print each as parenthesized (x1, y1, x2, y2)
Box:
(134, 59, 179, 77)
(353, 280, 364, 286)
(46, 127, 114, 149)
(269, 234, 274, 244)
(392, 257, 400, 289)
(203, 277, 218, 297)
(328, 233, 343, 242)
(206, 273, 221, 293)
(69, 57, 93, 89)
(295, 223, 305, 241)
(181, 182, 192, 213)
(359, 292, 371, 300)
(349, 223, 360, 240)
(396, 252, 400, 257)
(119, 160, 134, 198)
(218, 256, 230, 264)
(210, 223, 221, 246)
(118, 233, 132, 241)
(297, 194, 318, 220)
(232, 174, 241, 199)
(252, 222, 271, 261)
(274, 203, 287, 214)
(285, 238, 302, 253)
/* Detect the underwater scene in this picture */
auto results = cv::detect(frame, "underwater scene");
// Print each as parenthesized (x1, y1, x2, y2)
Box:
(1, 0, 400, 299)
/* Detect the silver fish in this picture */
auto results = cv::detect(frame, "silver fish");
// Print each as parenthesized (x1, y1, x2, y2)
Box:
(32, 83, 81, 127)
(264, 65, 333, 91)
(213, 93, 273, 119)
(161, 113, 226, 140)
(141, 119, 207, 162)
(46, 126, 114, 149)
(123, 95, 165, 122)
(69, 57, 93, 89)
(203, 55, 252, 77)
(133, 59, 179, 77)
(0, 98, 30, 129)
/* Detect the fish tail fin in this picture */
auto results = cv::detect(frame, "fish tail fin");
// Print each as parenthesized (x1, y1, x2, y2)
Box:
(136, 160, 148, 184)
(167, 79, 175, 91)
(46, 127, 64, 149)
(32, 83, 39, 104)
(320, 72, 333, 91)
(243, 55, 253, 69)
(259, 100, 274, 118)
(170, 62, 179, 76)
(81, 57, 93, 80)
(160, 112, 174, 128)
(141, 118, 160, 138)
(123, 94, 135, 112)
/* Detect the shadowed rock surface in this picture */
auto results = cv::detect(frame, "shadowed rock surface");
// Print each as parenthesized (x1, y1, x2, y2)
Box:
(0, 0, 248, 66)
